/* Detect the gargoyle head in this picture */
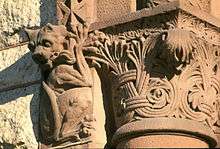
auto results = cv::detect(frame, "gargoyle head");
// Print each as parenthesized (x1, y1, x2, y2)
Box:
(25, 23, 76, 71)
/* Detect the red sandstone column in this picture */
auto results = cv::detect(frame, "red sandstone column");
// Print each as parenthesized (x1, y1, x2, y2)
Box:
(112, 118, 216, 148)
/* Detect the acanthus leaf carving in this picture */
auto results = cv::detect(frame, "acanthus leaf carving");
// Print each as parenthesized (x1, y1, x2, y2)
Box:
(86, 28, 220, 132)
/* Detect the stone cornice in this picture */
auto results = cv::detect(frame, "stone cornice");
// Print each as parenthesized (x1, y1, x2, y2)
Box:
(89, 0, 220, 31)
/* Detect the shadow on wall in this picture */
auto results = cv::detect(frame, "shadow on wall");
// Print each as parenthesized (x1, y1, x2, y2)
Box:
(0, 52, 41, 145)
(0, 0, 57, 147)
(0, 52, 41, 104)
(40, 0, 58, 26)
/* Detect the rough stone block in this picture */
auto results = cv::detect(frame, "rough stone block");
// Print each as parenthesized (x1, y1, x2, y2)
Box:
(97, 0, 136, 21)
(0, 0, 57, 49)
(0, 45, 41, 92)
(0, 84, 40, 149)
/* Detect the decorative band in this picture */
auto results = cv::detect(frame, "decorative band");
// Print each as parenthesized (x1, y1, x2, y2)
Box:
(118, 70, 136, 86)
(0, 41, 28, 52)
(124, 96, 148, 111)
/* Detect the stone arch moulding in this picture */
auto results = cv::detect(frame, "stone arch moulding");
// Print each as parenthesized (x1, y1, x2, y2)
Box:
(25, 0, 220, 148)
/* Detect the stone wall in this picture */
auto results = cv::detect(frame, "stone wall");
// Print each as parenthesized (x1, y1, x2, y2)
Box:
(0, 0, 56, 148)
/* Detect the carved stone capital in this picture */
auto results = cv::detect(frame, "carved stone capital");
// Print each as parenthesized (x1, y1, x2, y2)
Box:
(85, 3, 220, 146)
(87, 28, 220, 148)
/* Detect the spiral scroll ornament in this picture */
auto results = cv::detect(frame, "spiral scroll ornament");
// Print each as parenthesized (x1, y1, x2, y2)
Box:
(134, 78, 176, 117)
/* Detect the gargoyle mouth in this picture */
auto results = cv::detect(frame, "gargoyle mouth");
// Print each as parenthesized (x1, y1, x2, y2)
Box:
(32, 54, 53, 70)
(40, 61, 53, 71)
(32, 53, 48, 64)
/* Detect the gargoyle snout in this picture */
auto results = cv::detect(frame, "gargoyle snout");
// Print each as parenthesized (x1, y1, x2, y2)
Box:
(32, 51, 48, 65)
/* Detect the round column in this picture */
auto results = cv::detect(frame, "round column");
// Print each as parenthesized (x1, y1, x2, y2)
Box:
(112, 118, 217, 148)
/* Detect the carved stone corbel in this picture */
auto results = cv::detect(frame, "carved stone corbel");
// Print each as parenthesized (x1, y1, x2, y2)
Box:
(25, 22, 97, 148)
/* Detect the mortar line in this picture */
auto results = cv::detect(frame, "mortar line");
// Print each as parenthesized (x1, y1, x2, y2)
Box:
(0, 41, 29, 52)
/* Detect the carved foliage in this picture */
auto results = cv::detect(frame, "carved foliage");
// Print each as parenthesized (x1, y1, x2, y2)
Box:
(178, 12, 220, 44)
(57, 0, 71, 25)
(87, 28, 220, 131)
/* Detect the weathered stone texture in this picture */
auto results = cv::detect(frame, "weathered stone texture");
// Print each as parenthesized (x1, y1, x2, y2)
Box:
(97, 0, 136, 21)
(0, 84, 40, 149)
(0, 28, 41, 149)
(182, 0, 211, 13)
(0, 45, 41, 90)
(0, 1, 57, 147)
(0, 0, 57, 48)
(211, 0, 220, 19)
(0, 0, 40, 48)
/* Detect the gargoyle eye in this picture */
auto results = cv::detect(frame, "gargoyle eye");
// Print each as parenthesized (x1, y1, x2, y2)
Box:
(42, 39, 52, 48)
(28, 41, 36, 52)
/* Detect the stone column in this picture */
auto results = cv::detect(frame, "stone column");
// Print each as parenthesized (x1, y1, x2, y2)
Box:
(86, 0, 220, 148)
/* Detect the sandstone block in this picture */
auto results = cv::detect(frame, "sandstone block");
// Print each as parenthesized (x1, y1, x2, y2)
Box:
(0, 45, 41, 92)
(97, 0, 136, 21)
(0, 84, 40, 149)
(0, 0, 57, 49)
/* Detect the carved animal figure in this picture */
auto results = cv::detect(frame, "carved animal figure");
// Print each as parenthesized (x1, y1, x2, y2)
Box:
(25, 23, 94, 146)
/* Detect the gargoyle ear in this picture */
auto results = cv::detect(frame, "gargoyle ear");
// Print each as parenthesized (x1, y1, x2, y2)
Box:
(43, 23, 54, 32)
(24, 28, 39, 52)
(24, 28, 39, 41)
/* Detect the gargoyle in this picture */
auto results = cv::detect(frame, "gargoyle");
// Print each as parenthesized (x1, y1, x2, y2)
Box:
(25, 23, 94, 147)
